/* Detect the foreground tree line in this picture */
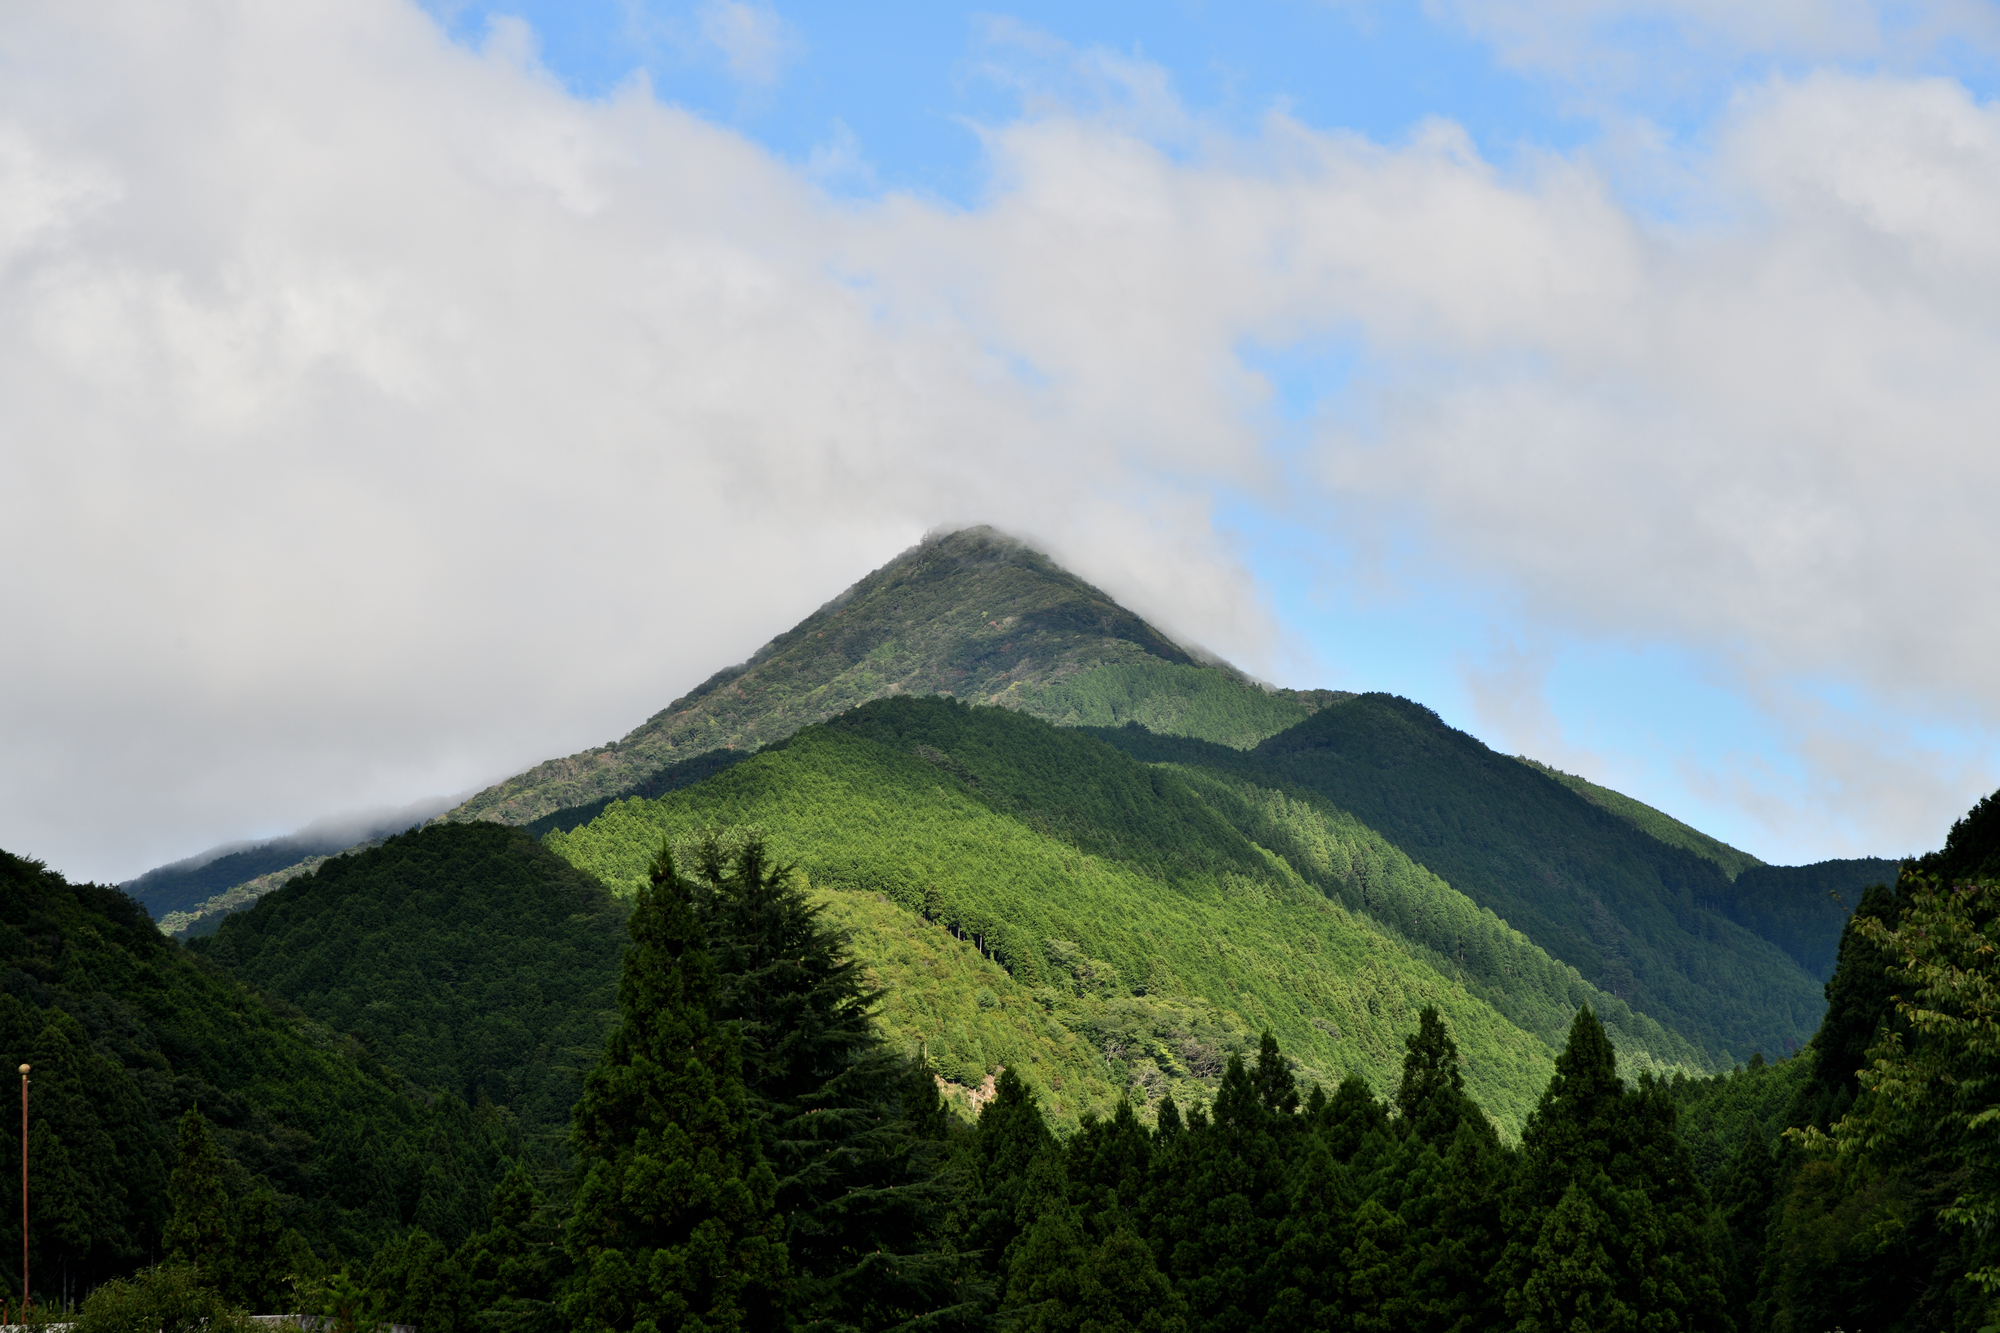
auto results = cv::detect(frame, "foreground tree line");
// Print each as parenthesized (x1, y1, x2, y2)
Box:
(74, 824, 2000, 1333)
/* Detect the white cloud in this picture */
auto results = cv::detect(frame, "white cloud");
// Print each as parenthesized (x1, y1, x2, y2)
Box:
(1435, 0, 2000, 79)
(3, 4, 1997, 878)
(697, 0, 798, 87)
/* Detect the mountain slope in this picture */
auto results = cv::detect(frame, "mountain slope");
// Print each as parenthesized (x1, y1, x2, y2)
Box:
(0, 847, 511, 1286)
(449, 526, 1327, 828)
(542, 697, 1715, 1135)
(1517, 757, 1765, 879)
(1087, 695, 1830, 1064)
(190, 823, 628, 1137)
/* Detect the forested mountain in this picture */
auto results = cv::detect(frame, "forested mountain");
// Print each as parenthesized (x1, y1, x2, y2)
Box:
(127, 527, 1894, 1037)
(543, 696, 1715, 1133)
(189, 824, 628, 1138)
(0, 848, 513, 1304)
(1085, 697, 1834, 1064)
(446, 526, 1337, 829)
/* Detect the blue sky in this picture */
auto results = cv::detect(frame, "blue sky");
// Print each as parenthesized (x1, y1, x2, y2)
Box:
(5, 1, 2000, 878)
(409, 0, 1998, 861)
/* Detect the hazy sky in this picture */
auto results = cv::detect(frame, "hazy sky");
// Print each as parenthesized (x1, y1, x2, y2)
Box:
(5, 0, 2000, 883)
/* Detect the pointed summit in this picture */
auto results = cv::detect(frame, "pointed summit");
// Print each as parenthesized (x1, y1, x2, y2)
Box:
(452, 527, 1332, 827)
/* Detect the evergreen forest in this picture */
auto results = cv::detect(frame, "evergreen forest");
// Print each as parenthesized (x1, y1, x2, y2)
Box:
(15, 529, 1992, 1331)
(12, 792, 1996, 1332)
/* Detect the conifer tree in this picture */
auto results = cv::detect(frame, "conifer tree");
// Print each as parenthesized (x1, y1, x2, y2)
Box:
(456, 1164, 559, 1333)
(1265, 1132, 1355, 1328)
(1397, 1006, 1474, 1145)
(687, 833, 961, 1327)
(1500, 1008, 1727, 1333)
(164, 1109, 231, 1287)
(224, 1188, 294, 1313)
(964, 1066, 1052, 1301)
(562, 841, 786, 1333)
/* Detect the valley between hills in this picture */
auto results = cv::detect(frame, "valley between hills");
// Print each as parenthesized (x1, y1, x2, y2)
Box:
(4, 525, 1991, 1331)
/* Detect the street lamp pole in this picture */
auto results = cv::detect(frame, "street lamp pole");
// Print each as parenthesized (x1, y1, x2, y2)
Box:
(17, 1063, 25, 1316)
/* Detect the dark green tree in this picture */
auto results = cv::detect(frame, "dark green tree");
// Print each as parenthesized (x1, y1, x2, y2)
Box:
(562, 841, 786, 1333)
(963, 1065, 1053, 1302)
(1397, 1006, 1474, 1146)
(1501, 1008, 1728, 1333)
(224, 1188, 296, 1313)
(688, 832, 966, 1329)
(366, 1229, 470, 1333)
(457, 1164, 560, 1333)
(164, 1109, 231, 1287)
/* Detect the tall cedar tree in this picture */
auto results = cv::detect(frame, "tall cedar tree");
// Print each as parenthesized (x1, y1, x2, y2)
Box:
(163, 1110, 231, 1287)
(1394, 1007, 1510, 1332)
(1502, 1007, 1728, 1333)
(563, 841, 786, 1333)
(686, 834, 970, 1329)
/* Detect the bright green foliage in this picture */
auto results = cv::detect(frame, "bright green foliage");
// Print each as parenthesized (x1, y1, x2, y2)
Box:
(547, 698, 1579, 1135)
(194, 822, 627, 1138)
(164, 1111, 230, 1284)
(808, 888, 1123, 1126)
(1004, 659, 1334, 751)
(562, 843, 786, 1333)
(1821, 873, 2000, 1301)
(73, 1264, 253, 1333)
(0, 847, 508, 1291)
(1090, 697, 1829, 1065)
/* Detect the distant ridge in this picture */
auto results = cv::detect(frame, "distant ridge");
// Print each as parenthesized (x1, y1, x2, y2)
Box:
(448, 526, 1335, 828)
(125, 794, 455, 921)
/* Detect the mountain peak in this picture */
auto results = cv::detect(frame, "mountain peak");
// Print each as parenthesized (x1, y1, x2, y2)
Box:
(450, 526, 1259, 826)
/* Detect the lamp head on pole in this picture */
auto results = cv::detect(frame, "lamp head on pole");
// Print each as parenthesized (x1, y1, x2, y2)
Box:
(16, 1066, 25, 1076)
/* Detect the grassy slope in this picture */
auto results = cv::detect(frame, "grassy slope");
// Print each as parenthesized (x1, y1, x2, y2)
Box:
(1088, 695, 1829, 1065)
(546, 702, 1657, 1137)
(1516, 756, 1766, 879)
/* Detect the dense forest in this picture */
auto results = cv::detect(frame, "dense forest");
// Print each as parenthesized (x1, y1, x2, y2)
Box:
(36, 788, 1998, 1333)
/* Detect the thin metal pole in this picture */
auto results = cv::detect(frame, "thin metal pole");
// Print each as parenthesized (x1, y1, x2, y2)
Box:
(17, 1064, 25, 1315)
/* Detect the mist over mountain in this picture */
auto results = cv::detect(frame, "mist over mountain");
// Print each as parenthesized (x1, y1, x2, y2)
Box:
(124, 795, 460, 919)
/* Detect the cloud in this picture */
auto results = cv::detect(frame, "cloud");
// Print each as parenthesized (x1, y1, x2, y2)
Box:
(0, 1, 1273, 881)
(696, 0, 798, 87)
(3, 4, 1997, 878)
(1435, 0, 2000, 81)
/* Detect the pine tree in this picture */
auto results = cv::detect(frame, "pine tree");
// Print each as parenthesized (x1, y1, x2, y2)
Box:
(164, 1108, 231, 1287)
(1001, 1148, 1088, 1332)
(1265, 1131, 1356, 1328)
(224, 1188, 294, 1313)
(963, 1066, 1053, 1302)
(457, 1163, 560, 1333)
(1500, 1009, 1728, 1333)
(688, 833, 962, 1328)
(1397, 1006, 1474, 1146)
(562, 841, 786, 1333)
